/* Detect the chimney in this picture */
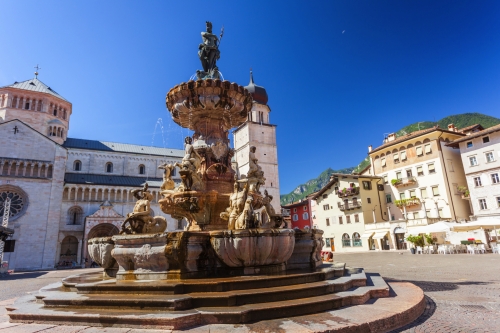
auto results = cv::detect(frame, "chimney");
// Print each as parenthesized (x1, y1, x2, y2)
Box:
(387, 133, 396, 142)
(368, 145, 372, 152)
(447, 123, 456, 132)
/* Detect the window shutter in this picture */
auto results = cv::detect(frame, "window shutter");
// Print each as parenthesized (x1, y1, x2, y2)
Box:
(401, 151, 407, 160)
(432, 186, 439, 196)
(425, 144, 431, 153)
(416, 146, 423, 156)
(393, 153, 399, 160)
(417, 166, 423, 173)
(381, 158, 386, 166)
(428, 164, 435, 172)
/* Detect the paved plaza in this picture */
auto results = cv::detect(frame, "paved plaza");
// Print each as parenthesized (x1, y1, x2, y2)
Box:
(0, 252, 499, 332)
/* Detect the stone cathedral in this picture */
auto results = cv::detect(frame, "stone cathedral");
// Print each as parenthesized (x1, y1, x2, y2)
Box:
(0, 72, 279, 271)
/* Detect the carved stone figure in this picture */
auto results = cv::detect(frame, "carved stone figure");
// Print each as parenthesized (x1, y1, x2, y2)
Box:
(198, 21, 221, 76)
(176, 137, 204, 192)
(235, 197, 254, 230)
(158, 163, 176, 195)
(246, 146, 266, 192)
(120, 184, 167, 234)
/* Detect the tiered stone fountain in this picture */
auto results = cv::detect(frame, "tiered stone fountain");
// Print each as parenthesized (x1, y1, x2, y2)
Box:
(7, 22, 425, 331)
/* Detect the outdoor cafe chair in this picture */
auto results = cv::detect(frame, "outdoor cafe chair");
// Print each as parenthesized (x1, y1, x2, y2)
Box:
(477, 244, 486, 254)
(427, 246, 435, 254)
(492, 245, 500, 254)
(437, 245, 447, 254)
(466, 245, 475, 254)
(416, 246, 423, 254)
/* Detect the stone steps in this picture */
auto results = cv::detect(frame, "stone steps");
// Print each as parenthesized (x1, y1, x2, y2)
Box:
(40, 268, 367, 310)
(9, 272, 390, 330)
(71, 262, 348, 295)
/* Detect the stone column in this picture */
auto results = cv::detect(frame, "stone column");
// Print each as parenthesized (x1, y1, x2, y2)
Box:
(389, 231, 397, 250)
(22, 164, 27, 176)
(55, 241, 62, 266)
(77, 239, 82, 264)
(6, 162, 12, 176)
(15, 163, 20, 176)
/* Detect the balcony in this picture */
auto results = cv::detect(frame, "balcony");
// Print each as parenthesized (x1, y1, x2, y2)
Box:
(391, 176, 417, 188)
(394, 197, 421, 208)
(338, 201, 362, 211)
(337, 187, 360, 198)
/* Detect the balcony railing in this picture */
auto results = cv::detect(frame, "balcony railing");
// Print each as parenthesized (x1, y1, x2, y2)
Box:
(338, 201, 362, 211)
(395, 197, 420, 208)
(337, 187, 360, 198)
(392, 176, 417, 187)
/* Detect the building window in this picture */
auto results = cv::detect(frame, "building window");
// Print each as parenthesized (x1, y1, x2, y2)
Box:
(409, 189, 416, 198)
(25, 102, 30, 109)
(396, 171, 402, 180)
(3, 240, 15, 252)
(406, 169, 413, 177)
(393, 153, 399, 163)
(486, 152, 495, 163)
(362, 181, 372, 190)
(67, 206, 83, 225)
(417, 166, 423, 176)
(322, 194, 328, 199)
(323, 204, 329, 210)
(469, 156, 478, 166)
(292, 214, 298, 221)
(421, 188, 428, 198)
(139, 165, 145, 175)
(304, 206, 307, 211)
(426, 210, 431, 217)
(400, 192, 406, 200)
(479, 199, 487, 210)
(497, 197, 500, 208)
(346, 216, 351, 223)
(73, 160, 82, 171)
(367, 198, 371, 203)
(383, 175, 388, 184)
(414, 211, 420, 219)
(342, 233, 351, 247)
(352, 232, 362, 247)
(467, 141, 473, 148)
(386, 194, 392, 203)
(354, 214, 359, 222)
(428, 163, 435, 174)
(293, 208, 297, 213)
(53, 108, 58, 116)
(401, 151, 407, 161)
(326, 218, 330, 226)
(381, 158, 386, 167)
(483, 137, 490, 143)
(492, 173, 500, 184)
(416, 146, 423, 156)
(474, 177, 482, 187)
(338, 216, 343, 224)
(0, 186, 28, 221)
(303, 212, 309, 220)
(105, 162, 113, 173)
(432, 186, 439, 196)
(425, 144, 431, 154)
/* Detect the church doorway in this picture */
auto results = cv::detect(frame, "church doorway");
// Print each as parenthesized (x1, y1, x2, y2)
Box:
(59, 236, 78, 267)
(87, 223, 119, 239)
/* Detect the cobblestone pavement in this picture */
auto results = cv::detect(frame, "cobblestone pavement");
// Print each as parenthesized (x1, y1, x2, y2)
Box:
(333, 251, 500, 333)
(1, 253, 499, 332)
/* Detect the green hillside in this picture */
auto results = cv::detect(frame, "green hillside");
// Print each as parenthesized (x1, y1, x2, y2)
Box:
(280, 167, 354, 205)
(281, 113, 500, 206)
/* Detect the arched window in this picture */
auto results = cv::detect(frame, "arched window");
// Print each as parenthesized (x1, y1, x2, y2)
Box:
(342, 233, 351, 247)
(74, 160, 82, 171)
(352, 232, 362, 247)
(53, 108, 57, 116)
(63, 110, 67, 120)
(302, 212, 309, 220)
(292, 214, 298, 221)
(106, 162, 113, 173)
(139, 164, 145, 175)
(67, 206, 83, 225)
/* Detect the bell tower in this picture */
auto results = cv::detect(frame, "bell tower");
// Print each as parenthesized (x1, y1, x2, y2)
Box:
(233, 71, 280, 213)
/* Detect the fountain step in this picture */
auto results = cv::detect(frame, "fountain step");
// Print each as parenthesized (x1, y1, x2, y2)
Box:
(72, 262, 348, 295)
(40, 269, 367, 310)
(9, 273, 390, 330)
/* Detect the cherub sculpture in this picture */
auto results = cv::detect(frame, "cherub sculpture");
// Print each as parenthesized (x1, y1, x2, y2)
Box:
(158, 163, 176, 195)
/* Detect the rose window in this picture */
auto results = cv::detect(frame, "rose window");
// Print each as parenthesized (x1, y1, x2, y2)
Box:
(0, 187, 27, 221)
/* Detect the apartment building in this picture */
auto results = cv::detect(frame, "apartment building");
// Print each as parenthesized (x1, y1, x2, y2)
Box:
(365, 124, 472, 249)
(281, 199, 312, 230)
(312, 174, 386, 253)
(447, 123, 500, 221)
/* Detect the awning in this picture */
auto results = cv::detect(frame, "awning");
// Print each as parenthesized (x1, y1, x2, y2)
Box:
(360, 231, 374, 239)
(372, 231, 388, 239)
(452, 219, 500, 232)
(406, 221, 457, 235)
(394, 227, 406, 234)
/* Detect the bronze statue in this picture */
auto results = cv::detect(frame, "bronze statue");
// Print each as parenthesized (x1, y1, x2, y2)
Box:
(198, 21, 223, 79)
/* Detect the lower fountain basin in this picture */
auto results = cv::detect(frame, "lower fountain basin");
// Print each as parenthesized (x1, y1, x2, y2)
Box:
(87, 237, 118, 278)
(209, 229, 295, 273)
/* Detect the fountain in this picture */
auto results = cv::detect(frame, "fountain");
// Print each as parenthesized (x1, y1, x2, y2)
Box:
(7, 22, 425, 331)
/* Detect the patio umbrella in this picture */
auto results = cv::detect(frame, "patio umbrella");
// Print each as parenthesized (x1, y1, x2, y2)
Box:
(406, 221, 458, 235)
(451, 219, 500, 232)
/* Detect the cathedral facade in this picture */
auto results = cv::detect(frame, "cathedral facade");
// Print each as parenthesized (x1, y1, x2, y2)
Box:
(0, 73, 279, 271)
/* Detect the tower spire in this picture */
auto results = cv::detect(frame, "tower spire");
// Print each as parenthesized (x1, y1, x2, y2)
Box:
(34, 64, 41, 79)
(249, 68, 254, 84)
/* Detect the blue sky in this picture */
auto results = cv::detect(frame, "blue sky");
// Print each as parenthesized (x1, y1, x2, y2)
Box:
(1, 1, 499, 194)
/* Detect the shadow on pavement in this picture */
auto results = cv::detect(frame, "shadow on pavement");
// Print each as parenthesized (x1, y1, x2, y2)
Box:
(0, 271, 49, 280)
(388, 295, 436, 333)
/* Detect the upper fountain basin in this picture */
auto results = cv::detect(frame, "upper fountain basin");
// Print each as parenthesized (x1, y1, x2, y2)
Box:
(166, 79, 253, 131)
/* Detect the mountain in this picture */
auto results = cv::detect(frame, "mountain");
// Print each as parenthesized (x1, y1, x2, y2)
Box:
(280, 167, 355, 205)
(281, 112, 500, 206)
